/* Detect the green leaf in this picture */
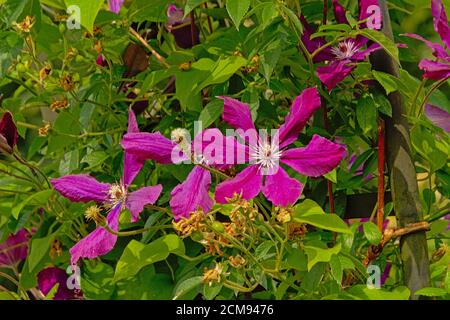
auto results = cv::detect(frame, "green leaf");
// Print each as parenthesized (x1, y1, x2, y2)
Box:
(81, 151, 109, 169)
(324, 169, 337, 183)
(114, 234, 185, 281)
(411, 125, 448, 172)
(44, 283, 59, 300)
(304, 241, 342, 270)
(12, 189, 53, 219)
(198, 99, 224, 128)
(347, 285, 410, 300)
(173, 276, 203, 300)
(64, 0, 102, 33)
(226, 0, 251, 30)
(359, 29, 399, 64)
(330, 254, 343, 284)
(414, 287, 447, 297)
(28, 233, 56, 272)
(363, 222, 382, 245)
(185, 0, 207, 15)
(81, 262, 115, 300)
(293, 199, 326, 216)
(373, 92, 392, 117)
(293, 201, 351, 234)
(372, 70, 398, 95)
(128, 0, 168, 22)
(356, 95, 378, 134)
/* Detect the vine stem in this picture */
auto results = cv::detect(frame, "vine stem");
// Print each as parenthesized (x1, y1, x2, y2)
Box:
(128, 27, 170, 68)
(377, 118, 385, 231)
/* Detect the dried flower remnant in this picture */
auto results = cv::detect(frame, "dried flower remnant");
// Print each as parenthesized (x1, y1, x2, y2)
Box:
(287, 222, 307, 239)
(60, 74, 75, 92)
(228, 255, 246, 268)
(50, 98, 69, 112)
(275, 207, 293, 224)
(38, 123, 51, 137)
(172, 209, 206, 238)
(203, 264, 227, 286)
(39, 64, 52, 82)
(14, 16, 35, 33)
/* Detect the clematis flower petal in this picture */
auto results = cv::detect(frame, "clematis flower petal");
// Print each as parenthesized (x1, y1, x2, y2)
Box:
(192, 128, 249, 169)
(332, 0, 349, 25)
(215, 164, 263, 204)
(121, 132, 178, 164)
(219, 96, 257, 141)
(38, 267, 79, 300)
(126, 185, 163, 222)
(299, 15, 334, 63)
(0, 229, 29, 266)
(0, 112, 19, 152)
(109, 0, 124, 14)
(317, 59, 355, 91)
(51, 174, 110, 203)
(403, 33, 450, 61)
(419, 59, 450, 80)
(123, 109, 145, 186)
(262, 166, 303, 207)
(170, 166, 213, 220)
(278, 87, 321, 148)
(352, 43, 382, 61)
(359, 0, 382, 30)
(70, 204, 121, 265)
(431, 0, 450, 49)
(281, 134, 347, 177)
(424, 104, 450, 132)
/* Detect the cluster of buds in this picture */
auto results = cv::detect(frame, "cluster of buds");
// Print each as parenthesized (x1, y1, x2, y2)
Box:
(203, 264, 228, 286)
(50, 98, 69, 112)
(14, 16, 35, 33)
(172, 209, 206, 238)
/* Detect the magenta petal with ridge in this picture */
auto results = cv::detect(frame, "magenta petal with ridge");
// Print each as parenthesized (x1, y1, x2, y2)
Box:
(262, 166, 303, 206)
(170, 166, 213, 220)
(281, 134, 347, 177)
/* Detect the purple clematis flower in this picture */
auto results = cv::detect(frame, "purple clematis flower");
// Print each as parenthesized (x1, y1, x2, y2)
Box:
(0, 229, 29, 266)
(404, 0, 450, 81)
(109, 0, 124, 14)
(214, 87, 347, 207)
(38, 267, 82, 300)
(51, 110, 162, 265)
(0, 111, 19, 154)
(424, 104, 450, 132)
(166, 4, 199, 49)
(300, 0, 383, 91)
(121, 126, 245, 220)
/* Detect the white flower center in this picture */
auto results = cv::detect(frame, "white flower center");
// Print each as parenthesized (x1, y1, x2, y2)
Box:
(250, 139, 282, 173)
(108, 183, 127, 207)
(331, 40, 358, 60)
